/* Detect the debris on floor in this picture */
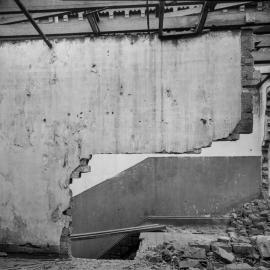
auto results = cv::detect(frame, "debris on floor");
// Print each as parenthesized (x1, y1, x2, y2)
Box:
(2, 199, 270, 269)
(133, 199, 270, 269)
(229, 199, 270, 237)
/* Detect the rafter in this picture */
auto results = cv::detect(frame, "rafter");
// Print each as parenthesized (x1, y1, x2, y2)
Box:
(13, 0, 52, 48)
(195, 1, 210, 33)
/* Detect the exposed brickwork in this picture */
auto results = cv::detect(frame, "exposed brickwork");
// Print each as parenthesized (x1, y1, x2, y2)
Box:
(241, 30, 260, 89)
(239, 30, 259, 134)
(262, 87, 270, 199)
(238, 91, 253, 134)
(223, 30, 259, 140)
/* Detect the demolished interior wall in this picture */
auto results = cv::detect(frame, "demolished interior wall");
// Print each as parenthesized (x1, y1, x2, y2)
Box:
(0, 30, 258, 256)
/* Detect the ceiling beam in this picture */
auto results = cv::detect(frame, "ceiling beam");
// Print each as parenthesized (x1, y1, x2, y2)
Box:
(158, 0, 165, 37)
(13, 0, 52, 48)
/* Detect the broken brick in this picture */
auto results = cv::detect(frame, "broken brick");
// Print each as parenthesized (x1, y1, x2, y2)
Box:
(256, 235, 270, 258)
(178, 259, 201, 269)
(213, 247, 235, 264)
(232, 243, 253, 256)
(183, 247, 206, 259)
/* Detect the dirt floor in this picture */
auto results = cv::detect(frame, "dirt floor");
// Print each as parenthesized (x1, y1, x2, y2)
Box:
(0, 257, 172, 270)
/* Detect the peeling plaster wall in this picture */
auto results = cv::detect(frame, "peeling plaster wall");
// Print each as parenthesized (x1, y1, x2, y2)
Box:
(0, 31, 242, 254)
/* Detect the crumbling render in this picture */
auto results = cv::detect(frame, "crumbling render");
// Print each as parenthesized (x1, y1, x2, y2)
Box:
(69, 155, 92, 184)
(60, 155, 92, 258)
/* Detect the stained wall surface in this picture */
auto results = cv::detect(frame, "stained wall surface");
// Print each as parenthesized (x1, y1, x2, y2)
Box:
(0, 32, 242, 253)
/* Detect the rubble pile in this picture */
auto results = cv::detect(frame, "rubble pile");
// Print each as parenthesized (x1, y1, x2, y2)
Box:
(229, 199, 270, 237)
(139, 199, 270, 269)
(141, 235, 270, 269)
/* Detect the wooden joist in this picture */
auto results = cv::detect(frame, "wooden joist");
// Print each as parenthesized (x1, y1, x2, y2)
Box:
(194, 1, 210, 34)
(0, 9, 270, 38)
(13, 0, 52, 48)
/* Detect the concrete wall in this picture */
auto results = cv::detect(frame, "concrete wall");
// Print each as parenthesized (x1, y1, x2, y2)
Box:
(72, 156, 261, 258)
(0, 31, 243, 254)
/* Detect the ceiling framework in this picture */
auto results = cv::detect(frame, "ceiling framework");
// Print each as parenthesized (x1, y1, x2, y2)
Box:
(0, 0, 270, 51)
(0, 1, 262, 14)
